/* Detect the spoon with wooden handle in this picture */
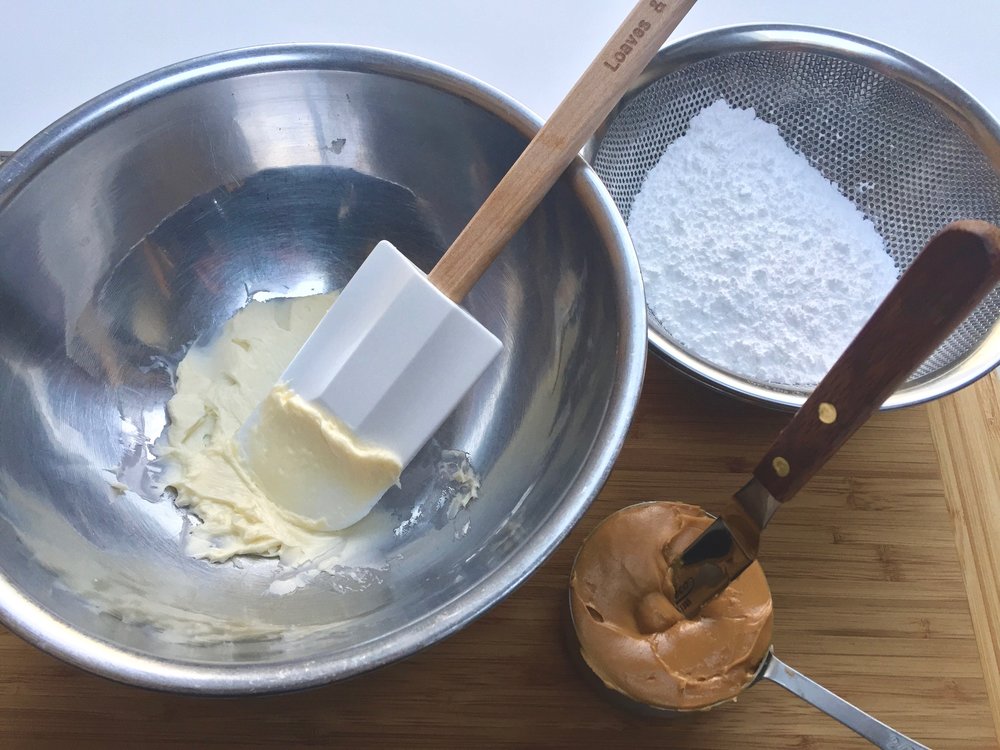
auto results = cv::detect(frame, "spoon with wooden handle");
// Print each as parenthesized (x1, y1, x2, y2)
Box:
(673, 220, 1000, 617)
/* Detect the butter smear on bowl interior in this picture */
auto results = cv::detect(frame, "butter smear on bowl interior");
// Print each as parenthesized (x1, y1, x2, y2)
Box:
(160, 293, 402, 565)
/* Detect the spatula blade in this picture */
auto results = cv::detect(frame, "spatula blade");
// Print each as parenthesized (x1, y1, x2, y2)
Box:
(671, 514, 755, 618)
(243, 240, 502, 527)
(672, 480, 777, 617)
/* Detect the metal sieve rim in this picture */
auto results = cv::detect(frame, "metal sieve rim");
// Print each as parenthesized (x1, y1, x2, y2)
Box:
(588, 24, 1000, 412)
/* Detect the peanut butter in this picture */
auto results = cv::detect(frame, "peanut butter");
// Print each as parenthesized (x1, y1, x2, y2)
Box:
(569, 501, 773, 710)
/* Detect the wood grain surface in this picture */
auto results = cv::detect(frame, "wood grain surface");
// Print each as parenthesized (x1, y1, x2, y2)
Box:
(928, 374, 1000, 743)
(1, 361, 997, 749)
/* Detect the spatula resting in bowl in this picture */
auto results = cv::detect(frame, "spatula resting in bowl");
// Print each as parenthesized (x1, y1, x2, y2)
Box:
(235, 0, 698, 530)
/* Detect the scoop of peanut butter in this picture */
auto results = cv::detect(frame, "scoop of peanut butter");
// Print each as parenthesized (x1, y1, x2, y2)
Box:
(569, 501, 773, 710)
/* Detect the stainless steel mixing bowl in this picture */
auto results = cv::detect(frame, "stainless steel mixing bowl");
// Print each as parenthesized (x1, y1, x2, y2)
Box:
(0, 45, 646, 693)
(589, 25, 1000, 410)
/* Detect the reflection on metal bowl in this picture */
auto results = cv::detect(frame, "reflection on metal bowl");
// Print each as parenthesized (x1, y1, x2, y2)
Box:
(0, 45, 646, 694)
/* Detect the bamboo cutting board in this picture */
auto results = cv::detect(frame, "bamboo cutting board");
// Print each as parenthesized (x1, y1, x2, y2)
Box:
(1, 360, 998, 749)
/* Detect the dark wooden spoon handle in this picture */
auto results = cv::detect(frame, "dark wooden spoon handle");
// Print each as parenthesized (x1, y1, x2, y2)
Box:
(755, 220, 1000, 504)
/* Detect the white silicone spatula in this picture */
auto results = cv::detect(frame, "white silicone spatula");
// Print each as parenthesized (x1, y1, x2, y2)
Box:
(240, 0, 697, 529)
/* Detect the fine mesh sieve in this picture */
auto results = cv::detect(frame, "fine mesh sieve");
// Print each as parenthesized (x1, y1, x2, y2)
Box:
(589, 25, 1000, 410)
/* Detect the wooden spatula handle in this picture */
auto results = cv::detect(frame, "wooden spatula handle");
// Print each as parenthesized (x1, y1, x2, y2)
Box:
(427, 0, 696, 302)
(755, 220, 1000, 504)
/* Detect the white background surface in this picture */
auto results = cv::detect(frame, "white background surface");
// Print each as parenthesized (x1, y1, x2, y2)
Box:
(2, 0, 997, 150)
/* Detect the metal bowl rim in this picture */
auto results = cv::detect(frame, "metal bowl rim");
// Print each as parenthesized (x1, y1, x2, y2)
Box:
(590, 23, 1000, 412)
(0, 43, 648, 694)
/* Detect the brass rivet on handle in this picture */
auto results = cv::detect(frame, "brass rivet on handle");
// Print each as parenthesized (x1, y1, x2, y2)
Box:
(818, 402, 838, 424)
(772, 456, 790, 477)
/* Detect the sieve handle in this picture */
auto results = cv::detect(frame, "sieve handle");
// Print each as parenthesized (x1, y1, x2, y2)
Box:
(427, 0, 697, 302)
(754, 220, 1000, 505)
